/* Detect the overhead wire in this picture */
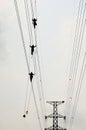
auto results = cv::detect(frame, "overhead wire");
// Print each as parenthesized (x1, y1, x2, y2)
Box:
(29, 0, 46, 127)
(14, 0, 31, 117)
(27, 83, 32, 110)
(14, 0, 43, 129)
(70, 16, 86, 98)
(30, 0, 46, 116)
(65, 0, 85, 127)
(23, 0, 46, 128)
(70, 2, 86, 90)
(14, 0, 30, 73)
(24, 0, 33, 46)
(66, 0, 85, 105)
(30, 0, 35, 18)
(68, 52, 86, 130)
(24, 0, 45, 127)
(23, 0, 34, 113)
(68, 0, 84, 80)
(65, 0, 85, 112)
(66, 15, 86, 121)
(29, 0, 46, 116)
(31, 81, 43, 130)
(24, 77, 30, 114)
(33, 54, 46, 128)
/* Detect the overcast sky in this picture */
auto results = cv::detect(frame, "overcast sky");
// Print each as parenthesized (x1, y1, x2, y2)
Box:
(0, 0, 86, 130)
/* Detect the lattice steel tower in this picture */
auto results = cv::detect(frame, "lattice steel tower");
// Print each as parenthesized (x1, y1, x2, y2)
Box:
(45, 101, 66, 130)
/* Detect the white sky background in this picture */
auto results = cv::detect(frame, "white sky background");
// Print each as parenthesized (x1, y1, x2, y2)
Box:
(0, 0, 86, 130)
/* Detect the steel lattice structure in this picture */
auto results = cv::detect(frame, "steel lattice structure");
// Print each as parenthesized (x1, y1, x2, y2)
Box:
(45, 101, 66, 130)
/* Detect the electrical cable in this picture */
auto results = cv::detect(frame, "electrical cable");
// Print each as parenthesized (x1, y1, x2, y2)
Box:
(24, 0, 46, 127)
(31, 81, 43, 130)
(30, 0, 34, 18)
(66, 0, 85, 105)
(65, 0, 85, 119)
(66, 19, 86, 129)
(33, 54, 46, 128)
(68, 53, 86, 130)
(27, 83, 32, 110)
(24, 0, 33, 46)
(14, 0, 30, 73)
(65, 1, 85, 128)
(69, 0, 84, 80)
(24, 77, 30, 114)
(69, 18, 86, 99)
(30, 0, 46, 115)
(14, 1, 43, 129)
(27, 0, 46, 117)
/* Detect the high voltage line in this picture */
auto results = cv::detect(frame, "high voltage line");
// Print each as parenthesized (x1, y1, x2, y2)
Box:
(13, 0, 43, 130)
(65, 0, 86, 128)
(69, 53, 86, 130)
(68, 0, 84, 81)
(23, 0, 46, 128)
(13, 0, 30, 73)
(70, 3, 86, 96)
(13, 0, 86, 129)
(29, 0, 46, 117)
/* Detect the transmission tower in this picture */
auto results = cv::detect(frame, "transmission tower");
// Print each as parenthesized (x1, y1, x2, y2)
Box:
(45, 101, 66, 130)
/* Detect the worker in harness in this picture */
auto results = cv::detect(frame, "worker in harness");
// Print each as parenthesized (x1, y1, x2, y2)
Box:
(30, 45, 36, 55)
(29, 72, 35, 82)
(32, 18, 37, 29)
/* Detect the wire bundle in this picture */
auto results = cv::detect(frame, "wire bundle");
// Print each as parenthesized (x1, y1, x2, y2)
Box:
(65, 0, 86, 129)
(13, 0, 46, 130)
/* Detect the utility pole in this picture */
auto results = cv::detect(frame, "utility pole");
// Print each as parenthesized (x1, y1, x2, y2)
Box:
(45, 101, 66, 130)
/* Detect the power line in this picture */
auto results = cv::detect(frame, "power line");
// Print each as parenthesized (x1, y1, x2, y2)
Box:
(24, 0, 33, 46)
(23, 0, 46, 127)
(14, 1, 43, 129)
(30, 0, 46, 114)
(30, 0, 35, 18)
(24, 77, 30, 114)
(71, 2, 86, 83)
(28, 0, 46, 116)
(65, 1, 86, 125)
(31, 81, 43, 130)
(23, 0, 46, 128)
(70, 18, 86, 99)
(66, 1, 85, 104)
(14, 0, 30, 73)
(33, 54, 46, 127)
(27, 83, 32, 111)
(69, 53, 86, 130)
(68, 0, 84, 80)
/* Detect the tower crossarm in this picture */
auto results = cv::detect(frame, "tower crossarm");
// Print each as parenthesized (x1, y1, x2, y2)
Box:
(58, 125, 67, 130)
(45, 125, 66, 130)
(45, 126, 53, 130)
(46, 113, 65, 119)
(47, 101, 65, 106)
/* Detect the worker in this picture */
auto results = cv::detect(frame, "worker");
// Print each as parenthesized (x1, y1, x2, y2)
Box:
(32, 18, 37, 29)
(30, 45, 36, 55)
(29, 72, 34, 82)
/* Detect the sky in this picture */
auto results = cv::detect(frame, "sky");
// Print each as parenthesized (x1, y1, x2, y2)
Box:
(0, 0, 86, 130)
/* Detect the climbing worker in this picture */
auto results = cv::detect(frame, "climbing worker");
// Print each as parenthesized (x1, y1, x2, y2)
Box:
(29, 72, 34, 82)
(30, 45, 36, 55)
(32, 18, 37, 29)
